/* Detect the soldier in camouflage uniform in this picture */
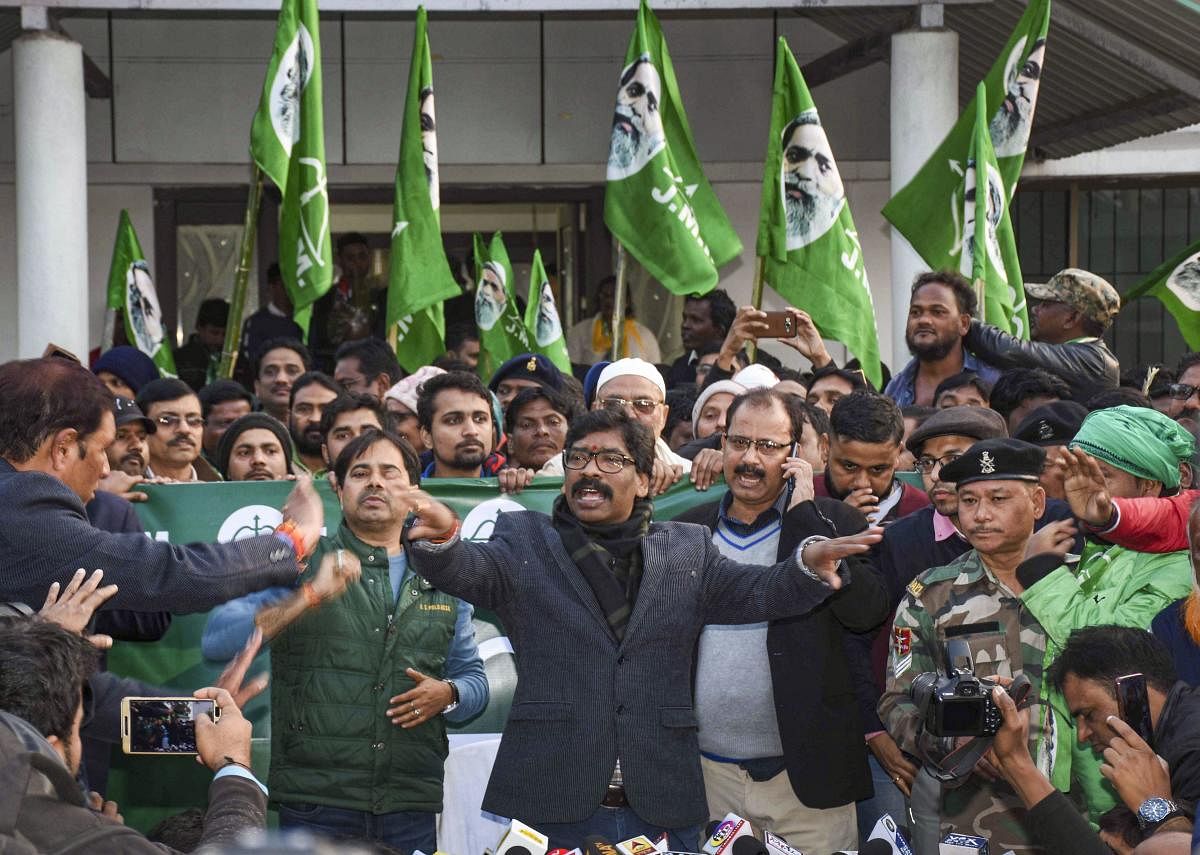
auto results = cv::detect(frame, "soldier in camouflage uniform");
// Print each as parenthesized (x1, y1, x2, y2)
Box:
(879, 439, 1054, 853)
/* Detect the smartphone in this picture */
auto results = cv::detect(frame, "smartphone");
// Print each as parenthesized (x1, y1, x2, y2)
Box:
(760, 311, 796, 338)
(1115, 673, 1154, 747)
(121, 697, 219, 755)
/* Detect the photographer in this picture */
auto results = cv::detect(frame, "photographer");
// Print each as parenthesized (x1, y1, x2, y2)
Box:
(0, 618, 268, 852)
(878, 438, 1053, 852)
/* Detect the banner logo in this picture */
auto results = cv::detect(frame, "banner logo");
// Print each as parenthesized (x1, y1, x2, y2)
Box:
(462, 497, 525, 542)
(217, 505, 283, 543)
(608, 53, 666, 180)
(126, 261, 165, 356)
(475, 261, 508, 331)
(1167, 251, 1200, 311)
(268, 23, 315, 153)
(780, 109, 845, 250)
(989, 36, 1046, 158)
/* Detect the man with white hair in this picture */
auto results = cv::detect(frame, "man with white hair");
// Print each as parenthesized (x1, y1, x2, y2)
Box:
(592, 358, 689, 495)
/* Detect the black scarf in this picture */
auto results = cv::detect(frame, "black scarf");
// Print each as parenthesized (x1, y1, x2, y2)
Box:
(551, 495, 653, 642)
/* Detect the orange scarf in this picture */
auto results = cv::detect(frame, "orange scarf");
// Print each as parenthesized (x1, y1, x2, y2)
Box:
(590, 317, 645, 359)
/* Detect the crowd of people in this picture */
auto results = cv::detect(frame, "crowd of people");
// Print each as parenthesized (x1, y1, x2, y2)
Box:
(4, 257, 1200, 855)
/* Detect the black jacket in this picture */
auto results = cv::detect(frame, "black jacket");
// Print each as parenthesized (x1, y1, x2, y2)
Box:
(675, 497, 889, 808)
(964, 320, 1119, 404)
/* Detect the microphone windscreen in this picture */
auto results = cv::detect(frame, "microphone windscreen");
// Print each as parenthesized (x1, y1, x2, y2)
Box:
(705, 821, 722, 838)
(507, 848, 532, 855)
(730, 838, 768, 855)
(861, 840, 895, 855)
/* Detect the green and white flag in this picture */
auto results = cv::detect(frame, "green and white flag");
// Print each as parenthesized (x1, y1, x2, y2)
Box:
(105, 209, 175, 376)
(523, 250, 571, 372)
(883, 0, 1050, 274)
(1124, 237, 1200, 349)
(603, 0, 741, 296)
(387, 6, 460, 372)
(250, 0, 332, 335)
(962, 82, 1029, 337)
(473, 231, 531, 378)
(755, 38, 881, 388)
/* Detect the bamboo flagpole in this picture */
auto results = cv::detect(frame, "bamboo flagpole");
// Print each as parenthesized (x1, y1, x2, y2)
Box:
(218, 164, 264, 379)
(746, 254, 765, 363)
(610, 242, 628, 360)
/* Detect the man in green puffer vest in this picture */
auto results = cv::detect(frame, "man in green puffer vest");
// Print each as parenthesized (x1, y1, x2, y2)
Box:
(255, 429, 488, 853)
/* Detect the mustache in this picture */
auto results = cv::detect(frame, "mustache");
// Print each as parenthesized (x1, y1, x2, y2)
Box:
(167, 437, 195, 448)
(571, 477, 613, 500)
(120, 451, 145, 466)
(733, 463, 766, 479)
(358, 489, 390, 506)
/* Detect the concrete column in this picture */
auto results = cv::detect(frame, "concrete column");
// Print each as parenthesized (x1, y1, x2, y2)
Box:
(888, 25, 958, 371)
(14, 28, 89, 358)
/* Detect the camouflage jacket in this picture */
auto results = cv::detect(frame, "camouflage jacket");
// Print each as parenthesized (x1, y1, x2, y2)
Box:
(878, 549, 1051, 852)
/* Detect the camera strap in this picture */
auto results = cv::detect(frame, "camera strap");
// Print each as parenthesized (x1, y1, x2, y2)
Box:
(925, 673, 1033, 785)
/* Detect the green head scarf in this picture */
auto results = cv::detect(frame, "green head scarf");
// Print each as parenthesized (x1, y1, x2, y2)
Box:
(1070, 405, 1195, 490)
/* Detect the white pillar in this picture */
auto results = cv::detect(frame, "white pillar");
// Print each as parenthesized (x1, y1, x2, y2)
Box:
(889, 25, 958, 371)
(14, 29, 89, 359)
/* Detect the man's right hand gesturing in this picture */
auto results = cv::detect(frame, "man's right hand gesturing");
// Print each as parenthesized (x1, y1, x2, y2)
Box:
(403, 490, 460, 542)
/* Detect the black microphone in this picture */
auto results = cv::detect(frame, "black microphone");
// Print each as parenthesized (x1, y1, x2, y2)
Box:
(704, 821, 722, 838)
(861, 840, 895, 855)
(584, 836, 618, 855)
(730, 837, 768, 855)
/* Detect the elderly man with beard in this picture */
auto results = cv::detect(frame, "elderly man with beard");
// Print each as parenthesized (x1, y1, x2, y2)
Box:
(137, 378, 221, 482)
(476, 261, 509, 332)
(288, 372, 341, 474)
(885, 271, 1000, 407)
(879, 438, 1056, 853)
(607, 54, 665, 180)
(216, 414, 294, 483)
(990, 38, 1046, 158)
(399, 407, 882, 847)
(781, 112, 845, 250)
(417, 371, 503, 479)
(675, 388, 887, 853)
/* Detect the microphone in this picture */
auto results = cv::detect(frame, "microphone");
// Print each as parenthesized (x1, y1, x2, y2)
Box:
(938, 833, 989, 854)
(584, 836, 620, 855)
(616, 837, 662, 855)
(861, 841, 895, 855)
(701, 813, 755, 855)
(495, 820, 550, 855)
(763, 831, 806, 855)
(863, 814, 914, 855)
(730, 838, 768, 855)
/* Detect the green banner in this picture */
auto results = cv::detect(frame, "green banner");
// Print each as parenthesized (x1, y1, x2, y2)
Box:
(105, 210, 175, 376)
(104, 477, 723, 829)
(523, 249, 572, 372)
(1123, 238, 1200, 349)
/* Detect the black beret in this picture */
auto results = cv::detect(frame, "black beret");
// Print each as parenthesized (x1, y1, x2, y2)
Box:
(1013, 401, 1088, 447)
(939, 437, 1046, 487)
(905, 405, 1007, 454)
(487, 353, 563, 392)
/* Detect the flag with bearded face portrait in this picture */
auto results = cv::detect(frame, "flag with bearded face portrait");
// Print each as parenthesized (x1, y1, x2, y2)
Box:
(883, 0, 1050, 278)
(603, 0, 741, 296)
(473, 231, 531, 379)
(386, 5, 460, 372)
(756, 37, 881, 388)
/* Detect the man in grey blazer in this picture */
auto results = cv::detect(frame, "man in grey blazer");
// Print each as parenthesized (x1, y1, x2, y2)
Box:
(0, 357, 324, 613)
(402, 408, 882, 847)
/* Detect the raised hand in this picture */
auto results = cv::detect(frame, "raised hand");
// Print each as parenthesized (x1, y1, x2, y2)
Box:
(39, 569, 118, 649)
(1059, 447, 1114, 527)
(800, 526, 884, 589)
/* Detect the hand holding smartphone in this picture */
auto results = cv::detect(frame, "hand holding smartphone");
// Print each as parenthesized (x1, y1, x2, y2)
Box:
(1116, 673, 1154, 748)
(121, 697, 219, 755)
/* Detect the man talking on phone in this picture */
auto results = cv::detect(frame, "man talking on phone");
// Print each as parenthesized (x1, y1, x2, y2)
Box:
(812, 391, 929, 525)
(675, 387, 888, 853)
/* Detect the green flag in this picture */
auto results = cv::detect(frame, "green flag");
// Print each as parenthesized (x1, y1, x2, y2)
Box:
(603, 0, 741, 296)
(473, 232, 531, 378)
(105, 209, 175, 376)
(386, 6, 460, 372)
(883, 0, 1050, 275)
(962, 82, 1029, 337)
(755, 38, 881, 388)
(1124, 238, 1200, 349)
(523, 250, 571, 372)
(250, 0, 332, 334)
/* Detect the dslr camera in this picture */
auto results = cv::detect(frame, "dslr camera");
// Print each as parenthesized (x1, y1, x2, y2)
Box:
(909, 638, 1007, 738)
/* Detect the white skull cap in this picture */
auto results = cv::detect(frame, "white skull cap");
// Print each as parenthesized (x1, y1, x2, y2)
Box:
(596, 358, 666, 399)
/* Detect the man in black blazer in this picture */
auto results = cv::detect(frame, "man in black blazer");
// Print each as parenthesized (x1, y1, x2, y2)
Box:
(0, 357, 324, 613)
(674, 387, 888, 852)
(403, 408, 882, 848)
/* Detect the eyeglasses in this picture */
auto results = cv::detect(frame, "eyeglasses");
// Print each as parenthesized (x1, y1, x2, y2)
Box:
(914, 452, 963, 474)
(562, 448, 636, 474)
(156, 414, 205, 429)
(1168, 383, 1199, 401)
(724, 434, 794, 455)
(599, 396, 662, 416)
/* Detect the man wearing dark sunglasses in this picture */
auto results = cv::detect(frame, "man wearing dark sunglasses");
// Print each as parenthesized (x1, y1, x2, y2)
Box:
(399, 408, 882, 848)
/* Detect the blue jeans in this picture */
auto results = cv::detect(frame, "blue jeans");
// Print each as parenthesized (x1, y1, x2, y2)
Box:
(278, 801, 436, 854)
(534, 806, 700, 850)
(856, 754, 910, 845)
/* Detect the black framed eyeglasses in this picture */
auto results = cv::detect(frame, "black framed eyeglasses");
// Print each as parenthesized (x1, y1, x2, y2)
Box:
(1169, 383, 1199, 401)
(156, 414, 205, 429)
(914, 452, 963, 474)
(598, 396, 662, 416)
(562, 448, 636, 474)
(723, 434, 794, 455)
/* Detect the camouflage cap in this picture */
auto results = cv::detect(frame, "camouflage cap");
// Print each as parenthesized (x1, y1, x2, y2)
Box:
(1025, 268, 1120, 325)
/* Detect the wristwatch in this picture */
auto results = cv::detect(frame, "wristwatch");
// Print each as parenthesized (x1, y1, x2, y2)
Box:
(441, 679, 460, 714)
(1136, 796, 1182, 831)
